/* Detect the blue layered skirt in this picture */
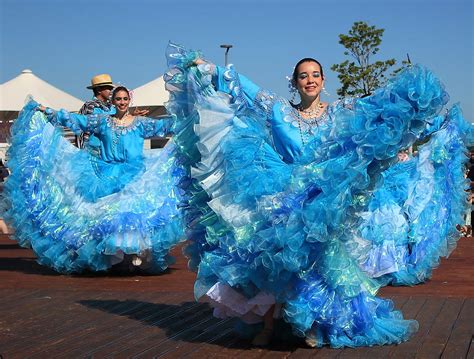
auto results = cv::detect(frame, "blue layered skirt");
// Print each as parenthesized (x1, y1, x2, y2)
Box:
(3, 101, 186, 273)
(164, 43, 472, 348)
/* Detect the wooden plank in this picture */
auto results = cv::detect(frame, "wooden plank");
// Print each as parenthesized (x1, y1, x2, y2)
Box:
(247, 338, 298, 359)
(334, 348, 372, 358)
(6, 290, 125, 357)
(313, 347, 342, 358)
(0, 288, 43, 306)
(102, 301, 209, 358)
(290, 348, 323, 359)
(416, 298, 465, 358)
(82, 292, 187, 357)
(0, 289, 87, 324)
(0, 289, 95, 352)
(156, 319, 235, 358)
(114, 303, 217, 358)
(184, 330, 248, 358)
(390, 298, 446, 359)
(390, 295, 411, 309)
(390, 297, 446, 359)
(92, 299, 201, 357)
(0, 288, 49, 313)
(466, 337, 474, 359)
(134, 315, 230, 358)
(440, 298, 474, 359)
(48, 292, 176, 358)
(396, 297, 428, 319)
(8, 290, 147, 356)
(32, 291, 186, 357)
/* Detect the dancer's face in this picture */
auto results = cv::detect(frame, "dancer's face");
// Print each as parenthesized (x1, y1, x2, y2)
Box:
(112, 90, 130, 113)
(295, 61, 325, 100)
(96, 86, 113, 102)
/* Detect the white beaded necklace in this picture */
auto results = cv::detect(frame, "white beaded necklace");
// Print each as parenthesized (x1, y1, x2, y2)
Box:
(295, 102, 326, 145)
(110, 112, 132, 150)
(113, 111, 130, 126)
(297, 102, 324, 118)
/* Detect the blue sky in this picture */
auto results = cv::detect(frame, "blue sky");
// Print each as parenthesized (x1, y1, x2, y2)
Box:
(1, 0, 473, 120)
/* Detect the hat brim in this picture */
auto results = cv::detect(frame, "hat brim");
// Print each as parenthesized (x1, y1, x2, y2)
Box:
(87, 82, 115, 89)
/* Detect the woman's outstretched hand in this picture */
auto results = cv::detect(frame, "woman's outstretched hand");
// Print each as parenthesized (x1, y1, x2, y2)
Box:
(132, 108, 150, 116)
(194, 58, 207, 66)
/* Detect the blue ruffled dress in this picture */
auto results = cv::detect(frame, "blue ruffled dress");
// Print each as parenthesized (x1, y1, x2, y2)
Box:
(3, 100, 186, 273)
(164, 43, 472, 348)
(356, 105, 472, 285)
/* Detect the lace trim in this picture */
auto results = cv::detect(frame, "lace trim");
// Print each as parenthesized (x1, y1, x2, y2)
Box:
(221, 65, 246, 110)
(279, 102, 330, 132)
(141, 117, 171, 138)
(253, 90, 276, 119)
(87, 115, 101, 132)
(332, 97, 357, 111)
(105, 116, 140, 135)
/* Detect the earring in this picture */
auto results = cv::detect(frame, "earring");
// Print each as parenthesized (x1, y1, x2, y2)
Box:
(322, 86, 330, 96)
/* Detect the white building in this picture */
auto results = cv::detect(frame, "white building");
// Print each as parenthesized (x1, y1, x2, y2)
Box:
(0, 69, 83, 160)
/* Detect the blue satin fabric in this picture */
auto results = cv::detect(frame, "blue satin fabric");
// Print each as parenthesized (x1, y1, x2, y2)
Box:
(214, 65, 334, 164)
(83, 103, 115, 151)
(164, 43, 472, 348)
(45, 108, 174, 201)
(3, 100, 186, 273)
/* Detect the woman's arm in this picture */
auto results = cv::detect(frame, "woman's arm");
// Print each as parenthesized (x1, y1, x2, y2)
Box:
(139, 115, 175, 138)
(38, 106, 101, 134)
(195, 61, 277, 119)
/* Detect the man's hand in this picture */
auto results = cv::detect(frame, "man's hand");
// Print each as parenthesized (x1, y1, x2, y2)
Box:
(132, 108, 150, 116)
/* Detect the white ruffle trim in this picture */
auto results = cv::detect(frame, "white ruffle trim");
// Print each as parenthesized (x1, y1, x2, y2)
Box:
(205, 282, 281, 324)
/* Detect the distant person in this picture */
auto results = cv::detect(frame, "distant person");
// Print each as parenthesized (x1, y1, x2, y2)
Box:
(0, 159, 10, 234)
(0, 159, 8, 183)
(77, 74, 149, 150)
(76, 74, 115, 150)
(3, 86, 185, 274)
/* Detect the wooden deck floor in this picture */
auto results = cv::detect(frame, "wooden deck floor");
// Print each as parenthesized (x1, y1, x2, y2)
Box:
(0, 233, 472, 358)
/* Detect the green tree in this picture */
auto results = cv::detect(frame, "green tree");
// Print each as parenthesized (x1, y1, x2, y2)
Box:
(331, 21, 404, 97)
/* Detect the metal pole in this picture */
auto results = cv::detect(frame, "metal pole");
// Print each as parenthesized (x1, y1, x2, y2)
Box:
(220, 44, 233, 66)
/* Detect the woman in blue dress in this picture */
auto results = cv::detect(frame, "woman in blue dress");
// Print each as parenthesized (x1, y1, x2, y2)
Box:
(3, 86, 186, 274)
(164, 43, 471, 348)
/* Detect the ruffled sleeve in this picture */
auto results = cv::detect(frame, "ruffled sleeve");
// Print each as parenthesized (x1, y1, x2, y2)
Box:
(138, 115, 175, 138)
(45, 108, 103, 135)
(209, 64, 278, 121)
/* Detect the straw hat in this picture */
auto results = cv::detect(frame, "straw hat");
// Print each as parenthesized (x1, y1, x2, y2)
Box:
(87, 74, 114, 89)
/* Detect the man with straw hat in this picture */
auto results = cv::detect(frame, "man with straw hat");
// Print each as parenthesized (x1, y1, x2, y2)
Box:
(80, 74, 115, 114)
(77, 74, 116, 149)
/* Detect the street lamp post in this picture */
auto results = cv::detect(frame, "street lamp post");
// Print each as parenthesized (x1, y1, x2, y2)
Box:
(220, 44, 233, 66)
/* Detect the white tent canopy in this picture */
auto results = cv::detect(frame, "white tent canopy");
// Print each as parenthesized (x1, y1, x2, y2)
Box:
(131, 76, 169, 107)
(0, 69, 83, 111)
